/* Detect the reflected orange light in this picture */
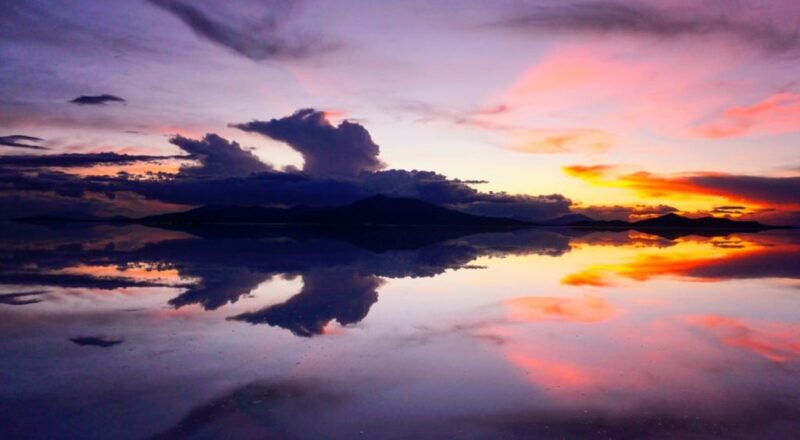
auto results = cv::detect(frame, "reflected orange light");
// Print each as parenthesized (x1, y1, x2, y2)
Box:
(562, 235, 797, 287)
(57, 264, 185, 284)
(563, 165, 799, 214)
(57, 161, 185, 177)
(687, 315, 800, 363)
(506, 295, 619, 323)
(508, 353, 596, 389)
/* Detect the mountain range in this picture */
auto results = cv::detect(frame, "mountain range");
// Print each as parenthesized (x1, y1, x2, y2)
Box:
(15, 195, 782, 232)
(138, 195, 528, 227)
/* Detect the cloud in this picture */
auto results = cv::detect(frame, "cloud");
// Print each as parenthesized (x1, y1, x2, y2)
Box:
(0, 110, 571, 221)
(170, 133, 272, 178)
(711, 205, 747, 214)
(0, 153, 569, 221)
(0, 135, 47, 150)
(507, 129, 614, 154)
(694, 92, 800, 138)
(148, 0, 329, 61)
(564, 164, 800, 209)
(0, 152, 182, 168)
(69, 94, 125, 105)
(393, 100, 613, 155)
(493, 2, 800, 53)
(562, 164, 616, 180)
(233, 109, 385, 177)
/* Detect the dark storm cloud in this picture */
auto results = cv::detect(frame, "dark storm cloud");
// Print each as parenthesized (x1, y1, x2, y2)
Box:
(69, 94, 125, 105)
(711, 205, 747, 214)
(0, 152, 182, 168)
(0, 109, 569, 220)
(688, 174, 800, 206)
(0, 144, 570, 221)
(148, 0, 329, 60)
(233, 109, 386, 177)
(359, 169, 571, 220)
(170, 133, 272, 177)
(494, 2, 800, 52)
(0, 135, 47, 150)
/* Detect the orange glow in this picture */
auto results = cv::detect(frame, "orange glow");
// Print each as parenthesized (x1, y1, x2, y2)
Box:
(57, 264, 186, 284)
(563, 164, 617, 182)
(562, 165, 799, 214)
(57, 161, 184, 177)
(562, 235, 799, 287)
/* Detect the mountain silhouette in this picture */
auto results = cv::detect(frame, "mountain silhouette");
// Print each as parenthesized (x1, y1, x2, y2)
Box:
(139, 195, 529, 227)
(544, 213, 593, 225)
(634, 213, 764, 229)
(564, 213, 776, 238)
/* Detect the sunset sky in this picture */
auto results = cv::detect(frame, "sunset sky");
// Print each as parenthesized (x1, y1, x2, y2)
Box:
(2, 0, 799, 223)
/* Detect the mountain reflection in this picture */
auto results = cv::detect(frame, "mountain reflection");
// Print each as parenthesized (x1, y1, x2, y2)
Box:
(1, 223, 798, 337)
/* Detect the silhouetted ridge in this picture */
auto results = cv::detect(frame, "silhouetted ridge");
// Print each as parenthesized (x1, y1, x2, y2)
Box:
(635, 213, 764, 229)
(544, 213, 593, 225)
(138, 195, 529, 227)
(563, 213, 775, 238)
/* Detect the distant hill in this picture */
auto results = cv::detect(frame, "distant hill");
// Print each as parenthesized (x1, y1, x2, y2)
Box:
(544, 213, 593, 225)
(141, 204, 311, 225)
(138, 195, 530, 227)
(634, 213, 765, 229)
(16, 199, 782, 233)
(564, 212, 775, 233)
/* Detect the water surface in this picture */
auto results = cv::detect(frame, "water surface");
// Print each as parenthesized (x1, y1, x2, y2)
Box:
(1, 223, 799, 439)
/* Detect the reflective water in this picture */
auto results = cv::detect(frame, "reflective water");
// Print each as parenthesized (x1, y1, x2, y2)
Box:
(1, 223, 799, 439)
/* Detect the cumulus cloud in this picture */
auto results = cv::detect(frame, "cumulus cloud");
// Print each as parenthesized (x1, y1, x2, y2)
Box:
(0, 110, 570, 221)
(170, 133, 272, 178)
(69, 94, 125, 105)
(233, 109, 385, 177)
(493, 1, 800, 53)
(0, 135, 47, 150)
(148, 0, 330, 60)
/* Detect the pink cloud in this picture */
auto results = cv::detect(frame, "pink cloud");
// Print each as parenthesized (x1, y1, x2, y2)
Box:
(496, 43, 751, 137)
(694, 92, 800, 138)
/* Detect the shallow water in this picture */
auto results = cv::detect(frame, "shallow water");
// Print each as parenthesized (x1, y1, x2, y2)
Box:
(1, 223, 799, 439)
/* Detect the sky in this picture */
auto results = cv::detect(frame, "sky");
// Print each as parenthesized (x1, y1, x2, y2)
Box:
(1, 0, 799, 223)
